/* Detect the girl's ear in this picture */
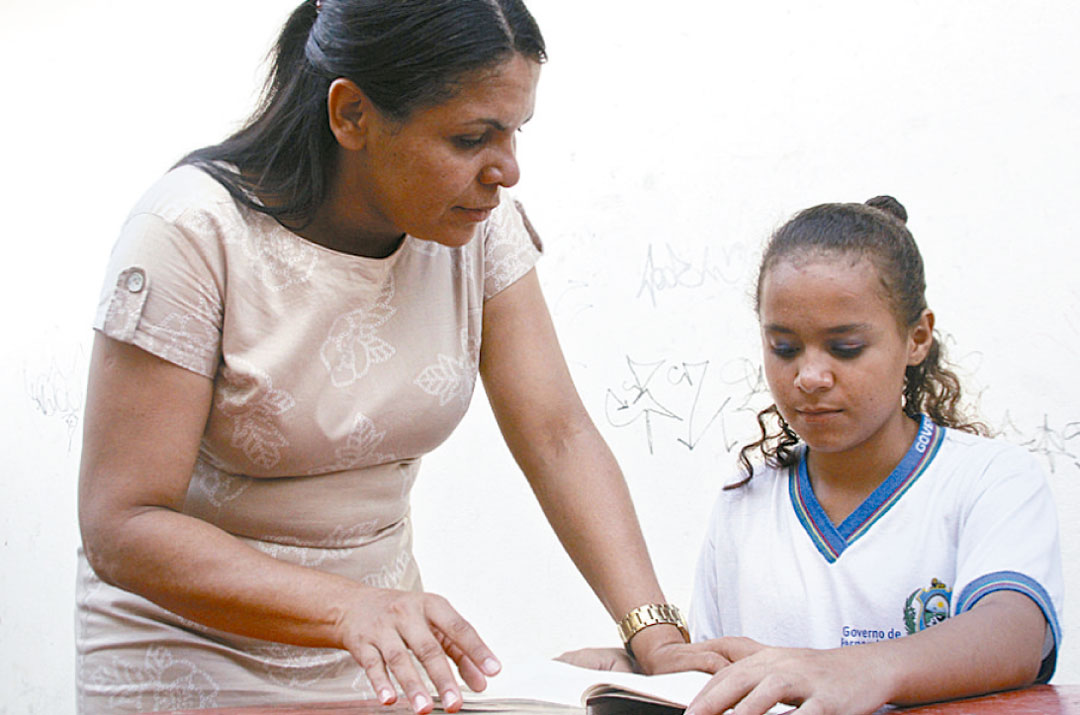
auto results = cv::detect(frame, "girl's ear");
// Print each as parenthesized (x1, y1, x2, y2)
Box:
(327, 78, 374, 151)
(908, 309, 935, 366)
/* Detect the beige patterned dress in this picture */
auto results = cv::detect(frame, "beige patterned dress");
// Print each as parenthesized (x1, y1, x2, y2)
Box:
(76, 166, 542, 713)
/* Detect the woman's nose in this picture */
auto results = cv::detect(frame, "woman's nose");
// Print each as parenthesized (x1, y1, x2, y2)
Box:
(479, 142, 521, 188)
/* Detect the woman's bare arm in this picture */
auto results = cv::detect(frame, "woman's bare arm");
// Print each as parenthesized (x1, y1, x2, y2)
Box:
(79, 334, 498, 713)
(479, 270, 726, 675)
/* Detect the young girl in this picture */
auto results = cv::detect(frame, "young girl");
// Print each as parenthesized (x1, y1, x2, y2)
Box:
(685, 196, 1063, 715)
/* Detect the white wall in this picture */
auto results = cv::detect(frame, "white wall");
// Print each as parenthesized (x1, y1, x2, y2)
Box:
(2, 2, 1077, 712)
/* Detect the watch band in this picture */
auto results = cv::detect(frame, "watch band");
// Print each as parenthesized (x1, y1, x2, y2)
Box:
(617, 603, 690, 650)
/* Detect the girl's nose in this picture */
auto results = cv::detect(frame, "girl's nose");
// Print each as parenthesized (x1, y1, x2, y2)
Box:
(794, 359, 834, 392)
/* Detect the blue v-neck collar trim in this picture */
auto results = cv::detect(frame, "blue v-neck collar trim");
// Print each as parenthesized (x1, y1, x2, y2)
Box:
(789, 415, 945, 563)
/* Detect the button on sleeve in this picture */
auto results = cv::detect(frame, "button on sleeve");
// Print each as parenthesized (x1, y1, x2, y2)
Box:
(102, 267, 150, 341)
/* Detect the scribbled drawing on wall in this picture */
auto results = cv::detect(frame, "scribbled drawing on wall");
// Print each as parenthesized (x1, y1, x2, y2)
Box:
(25, 348, 86, 451)
(603, 354, 771, 456)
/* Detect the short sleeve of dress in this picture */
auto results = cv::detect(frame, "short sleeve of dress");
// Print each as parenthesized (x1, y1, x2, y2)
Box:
(482, 195, 542, 300)
(950, 444, 1064, 682)
(93, 210, 224, 378)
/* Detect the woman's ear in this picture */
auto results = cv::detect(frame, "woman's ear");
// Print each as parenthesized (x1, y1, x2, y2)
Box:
(908, 309, 935, 366)
(327, 78, 372, 151)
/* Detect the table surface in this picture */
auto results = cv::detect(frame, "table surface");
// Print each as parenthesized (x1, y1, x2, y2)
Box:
(150, 685, 1080, 714)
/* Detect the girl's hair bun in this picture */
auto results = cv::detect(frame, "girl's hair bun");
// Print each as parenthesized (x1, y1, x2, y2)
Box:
(865, 195, 908, 224)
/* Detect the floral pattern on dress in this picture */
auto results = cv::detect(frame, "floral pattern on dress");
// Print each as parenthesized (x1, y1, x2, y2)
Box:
(411, 238, 477, 288)
(252, 522, 381, 568)
(83, 645, 221, 713)
(320, 276, 397, 387)
(216, 359, 296, 470)
(408, 237, 442, 257)
(249, 643, 358, 689)
(304, 413, 393, 475)
(483, 199, 541, 298)
(191, 460, 251, 508)
(76, 559, 105, 656)
(351, 670, 382, 696)
(361, 550, 413, 590)
(414, 328, 480, 409)
(189, 206, 319, 293)
(236, 222, 319, 292)
(142, 289, 221, 376)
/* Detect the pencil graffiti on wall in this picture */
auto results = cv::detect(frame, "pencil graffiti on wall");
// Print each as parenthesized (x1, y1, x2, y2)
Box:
(636, 242, 751, 307)
(1000, 412, 1080, 475)
(601, 351, 1080, 478)
(25, 348, 85, 452)
(603, 355, 770, 455)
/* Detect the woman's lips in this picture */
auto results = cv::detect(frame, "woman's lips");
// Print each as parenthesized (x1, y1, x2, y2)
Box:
(455, 206, 495, 222)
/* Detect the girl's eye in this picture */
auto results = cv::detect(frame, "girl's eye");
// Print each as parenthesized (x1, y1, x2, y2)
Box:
(770, 343, 799, 359)
(830, 344, 865, 359)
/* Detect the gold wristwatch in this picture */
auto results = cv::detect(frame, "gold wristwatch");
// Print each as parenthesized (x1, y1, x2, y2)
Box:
(617, 603, 690, 657)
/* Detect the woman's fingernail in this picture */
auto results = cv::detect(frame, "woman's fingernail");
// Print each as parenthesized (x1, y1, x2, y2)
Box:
(482, 657, 501, 675)
(379, 688, 396, 705)
(442, 690, 460, 708)
(412, 694, 430, 712)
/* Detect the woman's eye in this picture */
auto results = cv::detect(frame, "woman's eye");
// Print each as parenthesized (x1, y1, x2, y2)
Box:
(830, 344, 865, 359)
(452, 135, 486, 149)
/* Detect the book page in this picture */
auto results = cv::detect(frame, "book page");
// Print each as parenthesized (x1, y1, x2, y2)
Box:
(455, 660, 791, 713)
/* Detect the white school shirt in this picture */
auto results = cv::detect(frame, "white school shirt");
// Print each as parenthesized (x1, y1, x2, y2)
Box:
(690, 415, 1064, 682)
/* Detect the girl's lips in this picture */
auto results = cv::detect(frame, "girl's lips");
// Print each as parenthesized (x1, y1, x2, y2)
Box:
(797, 408, 842, 422)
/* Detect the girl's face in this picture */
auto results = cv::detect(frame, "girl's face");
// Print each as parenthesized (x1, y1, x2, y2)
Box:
(758, 254, 933, 460)
(332, 53, 541, 252)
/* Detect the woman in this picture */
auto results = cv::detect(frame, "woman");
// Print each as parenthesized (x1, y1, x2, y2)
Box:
(75, 1, 720, 713)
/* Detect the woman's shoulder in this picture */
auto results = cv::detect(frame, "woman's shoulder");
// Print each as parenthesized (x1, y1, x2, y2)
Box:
(119, 164, 274, 251)
(478, 191, 543, 299)
(106, 165, 277, 293)
(126, 164, 236, 222)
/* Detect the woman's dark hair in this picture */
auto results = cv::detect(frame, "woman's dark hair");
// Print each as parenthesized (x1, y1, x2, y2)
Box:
(178, 0, 546, 227)
(730, 196, 989, 488)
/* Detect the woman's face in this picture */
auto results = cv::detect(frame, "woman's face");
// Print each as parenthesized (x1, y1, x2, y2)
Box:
(340, 53, 541, 250)
(758, 254, 930, 460)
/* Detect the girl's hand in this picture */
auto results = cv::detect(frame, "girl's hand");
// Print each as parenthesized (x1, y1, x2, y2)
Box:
(685, 638, 890, 715)
(337, 589, 500, 714)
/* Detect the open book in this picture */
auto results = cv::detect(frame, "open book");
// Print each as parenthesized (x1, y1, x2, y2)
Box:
(449, 659, 791, 714)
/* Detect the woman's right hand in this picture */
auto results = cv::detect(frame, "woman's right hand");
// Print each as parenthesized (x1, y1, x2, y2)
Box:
(79, 336, 497, 715)
(337, 588, 501, 713)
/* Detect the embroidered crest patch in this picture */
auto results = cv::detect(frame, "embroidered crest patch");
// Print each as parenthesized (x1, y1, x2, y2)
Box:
(904, 578, 952, 634)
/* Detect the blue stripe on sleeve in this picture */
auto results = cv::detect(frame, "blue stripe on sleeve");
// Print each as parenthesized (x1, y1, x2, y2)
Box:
(955, 570, 1061, 683)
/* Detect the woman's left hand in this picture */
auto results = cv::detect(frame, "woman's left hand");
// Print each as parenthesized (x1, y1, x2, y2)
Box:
(628, 625, 733, 676)
(555, 627, 735, 676)
(556, 647, 636, 672)
(684, 637, 890, 715)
